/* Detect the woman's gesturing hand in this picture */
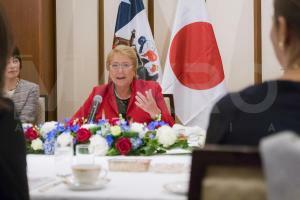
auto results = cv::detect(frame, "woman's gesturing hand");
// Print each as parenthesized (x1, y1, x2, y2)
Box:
(135, 89, 161, 119)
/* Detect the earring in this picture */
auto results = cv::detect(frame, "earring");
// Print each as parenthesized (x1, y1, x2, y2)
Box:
(278, 41, 284, 49)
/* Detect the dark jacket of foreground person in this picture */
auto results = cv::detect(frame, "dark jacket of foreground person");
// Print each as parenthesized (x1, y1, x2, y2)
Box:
(206, 80, 300, 146)
(0, 97, 29, 200)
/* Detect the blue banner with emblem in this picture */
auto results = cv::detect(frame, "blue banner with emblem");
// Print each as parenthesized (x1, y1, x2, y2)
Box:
(113, 0, 161, 82)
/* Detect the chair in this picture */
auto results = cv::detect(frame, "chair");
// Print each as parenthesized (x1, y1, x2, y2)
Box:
(188, 145, 266, 200)
(260, 132, 300, 200)
(163, 94, 175, 120)
(36, 95, 48, 124)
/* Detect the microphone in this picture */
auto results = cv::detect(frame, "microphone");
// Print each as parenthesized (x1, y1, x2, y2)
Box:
(87, 95, 102, 123)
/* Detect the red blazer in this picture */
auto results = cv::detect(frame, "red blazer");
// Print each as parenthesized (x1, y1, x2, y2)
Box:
(71, 80, 175, 126)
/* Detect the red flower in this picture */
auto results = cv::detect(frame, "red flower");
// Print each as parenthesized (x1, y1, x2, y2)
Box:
(115, 137, 132, 155)
(110, 118, 120, 126)
(76, 128, 92, 143)
(25, 127, 39, 141)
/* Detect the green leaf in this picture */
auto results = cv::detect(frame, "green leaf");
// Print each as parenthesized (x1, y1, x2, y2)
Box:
(106, 148, 119, 156)
(89, 127, 101, 135)
(140, 145, 156, 156)
(168, 140, 189, 149)
(122, 131, 139, 138)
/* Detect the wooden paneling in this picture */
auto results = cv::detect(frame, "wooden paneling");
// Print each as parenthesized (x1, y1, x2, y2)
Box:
(1, 0, 56, 120)
(99, 0, 105, 84)
(254, 0, 262, 84)
(148, 0, 154, 35)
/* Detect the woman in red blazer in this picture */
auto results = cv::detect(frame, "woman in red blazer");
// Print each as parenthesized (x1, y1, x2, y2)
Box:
(71, 45, 174, 126)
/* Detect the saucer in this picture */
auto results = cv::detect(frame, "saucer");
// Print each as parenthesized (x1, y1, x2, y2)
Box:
(164, 181, 188, 195)
(63, 177, 110, 191)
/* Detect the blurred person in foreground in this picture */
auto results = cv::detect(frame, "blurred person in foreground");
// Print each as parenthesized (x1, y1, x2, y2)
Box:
(71, 45, 174, 125)
(0, 5, 29, 200)
(206, 0, 300, 146)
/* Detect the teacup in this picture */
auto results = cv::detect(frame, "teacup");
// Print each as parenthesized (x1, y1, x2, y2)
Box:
(72, 164, 107, 185)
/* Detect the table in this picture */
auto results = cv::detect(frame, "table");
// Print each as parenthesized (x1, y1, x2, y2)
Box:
(28, 154, 191, 200)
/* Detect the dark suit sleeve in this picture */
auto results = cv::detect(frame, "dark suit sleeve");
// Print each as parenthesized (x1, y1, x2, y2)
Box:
(0, 99, 29, 200)
(205, 95, 236, 145)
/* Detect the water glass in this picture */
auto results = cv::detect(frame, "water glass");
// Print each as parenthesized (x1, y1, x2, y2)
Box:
(75, 144, 95, 165)
(54, 141, 73, 177)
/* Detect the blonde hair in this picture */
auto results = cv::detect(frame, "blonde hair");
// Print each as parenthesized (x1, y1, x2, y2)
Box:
(106, 45, 138, 71)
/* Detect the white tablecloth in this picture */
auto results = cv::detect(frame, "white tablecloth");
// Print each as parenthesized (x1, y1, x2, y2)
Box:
(28, 154, 191, 200)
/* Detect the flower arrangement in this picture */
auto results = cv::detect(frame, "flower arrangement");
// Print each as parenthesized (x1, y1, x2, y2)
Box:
(23, 117, 189, 156)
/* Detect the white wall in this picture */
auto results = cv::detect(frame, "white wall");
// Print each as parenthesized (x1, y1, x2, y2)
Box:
(262, 0, 282, 81)
(56, 0, 99, 121)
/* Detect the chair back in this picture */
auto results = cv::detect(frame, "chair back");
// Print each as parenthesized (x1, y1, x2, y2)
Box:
(36, 95, 48, 124)
(163, 94, 175, 120)
(189, 145, 266, 200)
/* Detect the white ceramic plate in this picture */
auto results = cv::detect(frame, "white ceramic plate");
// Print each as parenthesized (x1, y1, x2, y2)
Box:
(164, 181, 188, 195)
(63, 177, 110, 191)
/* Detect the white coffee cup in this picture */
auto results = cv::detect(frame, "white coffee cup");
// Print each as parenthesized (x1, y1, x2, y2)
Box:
(72, 164, 107, 185)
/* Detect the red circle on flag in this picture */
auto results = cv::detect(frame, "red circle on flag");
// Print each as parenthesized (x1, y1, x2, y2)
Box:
(169, 22, 224, 90)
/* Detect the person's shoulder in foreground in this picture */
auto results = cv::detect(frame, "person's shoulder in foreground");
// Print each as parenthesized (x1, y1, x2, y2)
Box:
(0, 97, 29, 200)
(206, 80, 300, 146)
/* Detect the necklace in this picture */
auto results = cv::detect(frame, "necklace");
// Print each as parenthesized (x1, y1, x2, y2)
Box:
(7, 78, 20, 91)
(114, 88, 131, 100)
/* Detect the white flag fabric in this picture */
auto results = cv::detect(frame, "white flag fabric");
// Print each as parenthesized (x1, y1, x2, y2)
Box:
(113, 0, 162, 82)
(161, 0, 227, 129)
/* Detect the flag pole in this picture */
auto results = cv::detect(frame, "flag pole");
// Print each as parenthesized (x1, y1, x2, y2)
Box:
(254, 0, 262, 84)
(148, 0, 154, 35)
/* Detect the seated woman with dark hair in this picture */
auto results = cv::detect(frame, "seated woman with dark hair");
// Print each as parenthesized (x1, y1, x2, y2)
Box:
(206, 0, 300, 146)
(71, 45, 174, 125)
(4, 46, 40, 123)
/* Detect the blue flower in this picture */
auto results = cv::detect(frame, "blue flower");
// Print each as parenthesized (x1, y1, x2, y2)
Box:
(55, 123, 66, 132)
(43, 138, 55, 155)
(97, 119, 108, 126)
(149, 134, 155, 140)
(69, 124, 80, 133)
(120, 124, 130, 132)
(147, 121, 159, 130)
(147, 121, 168, 130)
(130, 138, 143, 150)
(105, 135, 114, 147)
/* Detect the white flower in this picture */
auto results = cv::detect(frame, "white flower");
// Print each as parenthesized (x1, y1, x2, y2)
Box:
(185, 126, 206, 147)
(57, 132, 73, 147)
(130, 122, 147, 138)
(89, 135, 108, 156)
(22, 123, 33, 132)
(31, 138, 43, 151)
(40, 121, 58, 137)
(81, 123, 98, 130)
(156, 125, 177, 147)
(110, 126, 121, 136)
(172, 124, 186, 136)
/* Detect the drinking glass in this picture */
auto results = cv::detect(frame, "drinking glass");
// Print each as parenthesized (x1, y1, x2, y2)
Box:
(54, 141, 73, 177)
(75, 144, 95, 165)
